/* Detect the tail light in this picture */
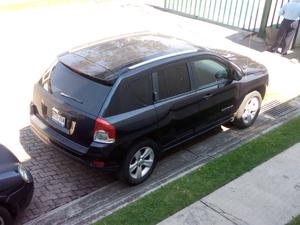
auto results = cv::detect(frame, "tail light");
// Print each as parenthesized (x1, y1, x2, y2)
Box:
(92, 160, 105, 168)
(93, 118, 116, 143)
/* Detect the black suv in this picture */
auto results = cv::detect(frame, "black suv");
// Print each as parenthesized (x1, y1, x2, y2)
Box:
(30, 33, 268, 184)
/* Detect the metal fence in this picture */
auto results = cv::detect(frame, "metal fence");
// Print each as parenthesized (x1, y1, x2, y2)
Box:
(164, 0, 290, 32)
(266, 0, 288, 28)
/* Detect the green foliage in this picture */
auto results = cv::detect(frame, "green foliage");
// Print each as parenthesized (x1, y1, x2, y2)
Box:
(288, 215, 300, 225)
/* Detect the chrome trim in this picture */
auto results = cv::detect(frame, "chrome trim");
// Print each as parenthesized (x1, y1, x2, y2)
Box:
(128, 49, 198, 70)
(52, 107, 59, 114)
(221, 105, 234, 112)
(69, 121, 77, 135)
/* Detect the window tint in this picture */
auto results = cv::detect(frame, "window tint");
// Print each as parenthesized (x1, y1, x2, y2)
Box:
(191, 59, 229, 89)
(48, 62, 111, 115)
(157, 63, 190, 100)
(105, 74, 153, 116)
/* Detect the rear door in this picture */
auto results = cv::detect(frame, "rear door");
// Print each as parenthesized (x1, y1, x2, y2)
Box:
(152, 61, 201, 148)
(188, 56, 238, 131)
(32, 62, 112, 148)
(101, 72, 157, 144)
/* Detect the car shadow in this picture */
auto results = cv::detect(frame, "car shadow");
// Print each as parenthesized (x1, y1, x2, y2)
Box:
(161, 125, 230, 160)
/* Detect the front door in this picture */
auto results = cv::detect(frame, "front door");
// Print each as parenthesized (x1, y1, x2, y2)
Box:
(188, 56, 238, 131)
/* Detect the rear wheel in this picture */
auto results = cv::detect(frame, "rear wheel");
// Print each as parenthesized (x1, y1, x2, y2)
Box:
(119, 139, 158, 185)
(233, 91, 262, 128)
(0, 206, 13, 225)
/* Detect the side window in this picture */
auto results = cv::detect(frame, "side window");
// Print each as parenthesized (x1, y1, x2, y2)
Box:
(191, 59, 229, 90)
(156, 63, 190, 100)
(105, 73, 153, 116)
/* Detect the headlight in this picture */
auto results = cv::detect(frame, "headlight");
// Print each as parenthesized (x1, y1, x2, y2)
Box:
(18, 164, 31, 183)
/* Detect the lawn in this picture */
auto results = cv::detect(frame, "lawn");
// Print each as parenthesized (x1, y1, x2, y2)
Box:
(288, 215, 300, 225)
(95, 115, 300, 225)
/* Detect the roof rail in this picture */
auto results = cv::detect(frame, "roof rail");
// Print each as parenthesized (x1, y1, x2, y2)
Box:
(128, 49, 198, 70)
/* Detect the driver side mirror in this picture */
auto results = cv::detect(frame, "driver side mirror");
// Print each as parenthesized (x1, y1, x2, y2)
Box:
(231, 70, 243, 81)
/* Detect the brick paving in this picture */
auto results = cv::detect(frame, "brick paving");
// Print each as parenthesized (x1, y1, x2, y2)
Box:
(17, 127, 116, 224)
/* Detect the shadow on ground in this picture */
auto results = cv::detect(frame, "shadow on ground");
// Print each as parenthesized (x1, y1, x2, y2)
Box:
(226, 31, 268, 52)
(226, 31, 300, 62)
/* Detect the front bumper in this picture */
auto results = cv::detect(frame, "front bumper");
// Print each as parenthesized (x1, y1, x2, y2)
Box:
(7, 176, 34, 216)
(30, 104, 119, 170)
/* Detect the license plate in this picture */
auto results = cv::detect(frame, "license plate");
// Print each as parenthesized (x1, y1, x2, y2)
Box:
(51, 108, 66, 127)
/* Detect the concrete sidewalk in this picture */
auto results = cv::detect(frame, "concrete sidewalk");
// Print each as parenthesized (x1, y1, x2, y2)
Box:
(158, 143, 300, 225)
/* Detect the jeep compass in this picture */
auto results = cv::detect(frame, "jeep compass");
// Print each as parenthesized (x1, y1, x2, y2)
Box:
(30, 33, 269, 184)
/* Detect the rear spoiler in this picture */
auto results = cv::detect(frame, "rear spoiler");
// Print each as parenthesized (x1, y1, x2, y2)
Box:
(59, 52, 117, 85)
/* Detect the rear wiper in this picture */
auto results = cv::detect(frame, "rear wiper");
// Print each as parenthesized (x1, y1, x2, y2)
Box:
(60, 92, 83, 104)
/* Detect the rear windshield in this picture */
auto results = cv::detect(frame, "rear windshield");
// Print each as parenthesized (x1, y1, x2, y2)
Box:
(48, 62, 111, 116)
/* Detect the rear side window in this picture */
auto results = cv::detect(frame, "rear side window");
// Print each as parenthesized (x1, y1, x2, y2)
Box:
(156, 63, 190, 100)
(190, 59, 229, 90)
(105, 73, 153, 116)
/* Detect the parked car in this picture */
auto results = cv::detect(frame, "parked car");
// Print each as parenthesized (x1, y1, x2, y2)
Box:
(0, 144, 34, 225)
(30, 33, 268, 185)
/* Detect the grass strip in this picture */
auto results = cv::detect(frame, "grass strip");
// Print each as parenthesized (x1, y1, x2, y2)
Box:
(287, 215, 300, 225)
(96, 116, 300, 225)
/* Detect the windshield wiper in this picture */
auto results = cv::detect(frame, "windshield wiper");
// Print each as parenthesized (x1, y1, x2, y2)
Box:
(60, 92, 83, 104)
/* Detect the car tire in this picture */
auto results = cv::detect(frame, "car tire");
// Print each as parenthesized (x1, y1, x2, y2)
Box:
(233, 91, 262, 129)
(0, 206, 13, 225)
(119, 139, 158, 185)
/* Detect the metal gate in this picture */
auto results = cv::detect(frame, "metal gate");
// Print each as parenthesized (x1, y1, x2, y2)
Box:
(163, 0, 291, 32)
(164, 0, 267, 31)
(266, 0, 289, 28)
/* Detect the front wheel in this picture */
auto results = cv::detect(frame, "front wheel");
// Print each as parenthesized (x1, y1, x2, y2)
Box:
(119, 139, 158, 185)
(233, 91, 262, 129)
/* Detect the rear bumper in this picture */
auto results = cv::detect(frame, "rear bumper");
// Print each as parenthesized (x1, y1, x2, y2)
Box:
(30, 104, 119, 170)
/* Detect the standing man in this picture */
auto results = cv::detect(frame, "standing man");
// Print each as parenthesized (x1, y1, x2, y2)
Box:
(268, 0, 300, 55)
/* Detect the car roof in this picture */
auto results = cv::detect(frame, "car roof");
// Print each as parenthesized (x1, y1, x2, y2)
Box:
(59, 33, 204, 84)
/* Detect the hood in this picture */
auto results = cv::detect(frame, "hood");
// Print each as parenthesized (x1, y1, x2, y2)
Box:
(211, 49, 267, 75)
(0, 145, 22, 194)
(0, 144, 18, 165)
(0, 144, 19, 174)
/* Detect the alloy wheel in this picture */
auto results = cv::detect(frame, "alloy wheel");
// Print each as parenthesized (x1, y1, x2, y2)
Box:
(242, 97, 259, 124)
(129, 147, 155, 180)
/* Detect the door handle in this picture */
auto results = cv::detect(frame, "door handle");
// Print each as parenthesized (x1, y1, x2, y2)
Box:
(201, 93, 213, 100)
(153, 91, 159, 102)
